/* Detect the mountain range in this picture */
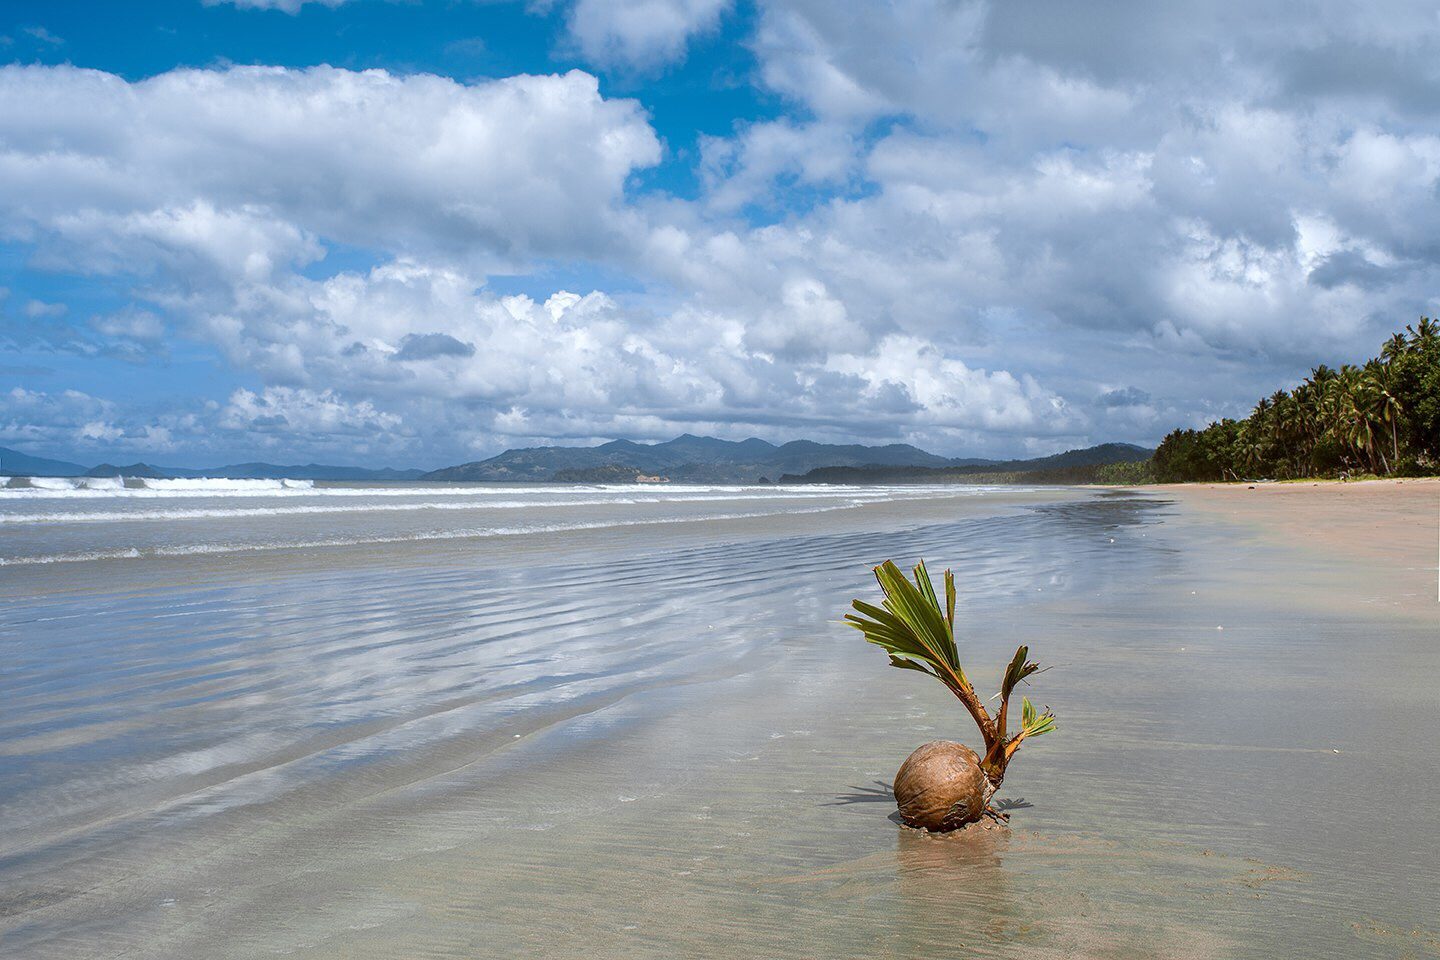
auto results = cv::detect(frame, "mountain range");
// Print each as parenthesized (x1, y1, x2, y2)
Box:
(778, 443, 1154, 483)
(0, 447, 425, 481)
(420, 434, 993, 483)
(0, 447, 89, 478)
(420, 435, 1154, 483)
(0, 437, 1154, 484)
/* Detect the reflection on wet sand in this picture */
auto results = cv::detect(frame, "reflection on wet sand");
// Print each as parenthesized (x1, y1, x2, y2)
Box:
(1, 486, 1437, 958)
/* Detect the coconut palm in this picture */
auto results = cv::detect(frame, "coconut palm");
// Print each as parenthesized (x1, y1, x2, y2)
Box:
(1381, 333, 1410, 365)
(1408, 317, 1438, 348)
(1236, 423, 1268, 476)
(1331, 366, 1380, 472)
(1269, 390, 1298, 476)
(1361, 363, 1403, 469)
(845, 560, 1055, 807)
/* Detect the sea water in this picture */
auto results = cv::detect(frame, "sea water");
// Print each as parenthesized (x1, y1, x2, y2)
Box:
(0, 477, 1001, 566)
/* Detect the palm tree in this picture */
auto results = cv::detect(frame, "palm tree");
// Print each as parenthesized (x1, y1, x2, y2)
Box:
(1235, 421, 1268, 476)
(1289, 382, 1321, 476)
(1381, 332, 1410, 365)
(1269, 390, 1298, 476)
(1361, 363, 1403, 468)
(1331, 365, 1379, 472)
(1407, 317, 1438, 348)
(845, 561, 1054, 811)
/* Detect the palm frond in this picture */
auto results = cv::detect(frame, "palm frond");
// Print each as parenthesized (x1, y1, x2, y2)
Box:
(871, 561, 959, 671)
(1020, 696, 1056, 738)
(1000, 645, 1040, 702)
(847, 561, 969, 689)
(944, 568, 956, 632)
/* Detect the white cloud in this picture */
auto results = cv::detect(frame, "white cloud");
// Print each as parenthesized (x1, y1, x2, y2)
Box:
(90, 309, 164, 342)
(566, 0, 731, 69)
(700, 120, 859, 212)
(0, 64, 660, 273)
(7, 3, 1440, 463)
(221, 386, 402, 439)
(204, 0, 348, 12)
(827, 336, 1075, 435)
(23, 300, 67, 319)
(0, 387, 172, 455)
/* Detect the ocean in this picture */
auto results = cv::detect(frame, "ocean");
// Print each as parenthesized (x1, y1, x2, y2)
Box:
(0, 477, 1000, 566)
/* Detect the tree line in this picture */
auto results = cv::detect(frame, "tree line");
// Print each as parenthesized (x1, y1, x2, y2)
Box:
(1153, 318, 1440, 482)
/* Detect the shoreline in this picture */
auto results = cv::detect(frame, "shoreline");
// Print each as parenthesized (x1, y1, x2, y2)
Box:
(0, 485, 1085, 599)
(1149, 477, 1439, 611)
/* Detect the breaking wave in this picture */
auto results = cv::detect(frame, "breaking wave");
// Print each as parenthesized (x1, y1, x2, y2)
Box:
(141, 478, 315, 492)
(1, 476, 315, 495)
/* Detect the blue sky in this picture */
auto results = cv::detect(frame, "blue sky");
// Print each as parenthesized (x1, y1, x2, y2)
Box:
(2, 0, 1437, 468)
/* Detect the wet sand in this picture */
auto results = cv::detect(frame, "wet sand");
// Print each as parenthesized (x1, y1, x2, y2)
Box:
(2, 484, 1437, 958)
(1160, 478, 1439, 609)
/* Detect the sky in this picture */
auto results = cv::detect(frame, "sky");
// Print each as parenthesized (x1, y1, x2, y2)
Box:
(1, 0, 1438, 469)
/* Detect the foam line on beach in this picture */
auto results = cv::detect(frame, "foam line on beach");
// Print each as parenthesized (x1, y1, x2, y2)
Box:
(0, 502, 876, 565)
(0, 478, 1022, 500)
(0, 492, 908, 525)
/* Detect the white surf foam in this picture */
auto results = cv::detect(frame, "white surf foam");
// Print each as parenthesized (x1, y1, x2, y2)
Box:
(138, 477, 315, 492)
(24, 477, 81, 490)
(0, 489, 913, 525)
(0, 481, 943, 506)
(0, 502, 878, 566)
(0, 476, 327, 497)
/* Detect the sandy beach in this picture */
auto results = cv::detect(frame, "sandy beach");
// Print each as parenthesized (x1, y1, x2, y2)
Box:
(1159, 479, 1440, 606)
(2, 481, 1437, 959)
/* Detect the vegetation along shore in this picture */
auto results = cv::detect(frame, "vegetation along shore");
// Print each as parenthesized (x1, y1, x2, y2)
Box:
(1152, 319, 1439, 483)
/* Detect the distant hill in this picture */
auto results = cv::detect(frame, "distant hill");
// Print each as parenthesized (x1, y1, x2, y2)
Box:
(1, 438, 1154, 486)
(0, 446, 424, 481)
(552, 464, 655, 483)
(422, 433, 978, 483)
(0, 446, 87, 477)
(780, 443, 1155, 484)
(997, 442, 1152, 471)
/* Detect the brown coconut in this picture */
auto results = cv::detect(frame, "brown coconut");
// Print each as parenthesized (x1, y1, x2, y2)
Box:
(893, 740, 987, 831)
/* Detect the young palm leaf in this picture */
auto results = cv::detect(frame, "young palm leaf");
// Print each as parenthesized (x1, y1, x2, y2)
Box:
(845, 561, 966, 688)
(1001, 645, 1039, 703)
(1020, 697, 1057, 739)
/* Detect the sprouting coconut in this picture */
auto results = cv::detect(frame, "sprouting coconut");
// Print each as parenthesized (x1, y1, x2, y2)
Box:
(845, 560, 1056, 831)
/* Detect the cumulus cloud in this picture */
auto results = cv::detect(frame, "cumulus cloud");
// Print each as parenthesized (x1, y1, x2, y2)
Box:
(204, 0, 348, 12)
(700, 120, 860, 212)
(5, 2, 1440, 464)
(0, 64, 660, 273)
(686, 0, 1440, 429)
(0, 382, 418, 463)
(221, 387, 403, 441)
(63, 247, 1059, 459)
(565, 0, 732, 69)
(0, 387, 176, 455)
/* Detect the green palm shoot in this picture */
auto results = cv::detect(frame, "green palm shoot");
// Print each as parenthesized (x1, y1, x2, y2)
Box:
(844, 559, 1055, 788)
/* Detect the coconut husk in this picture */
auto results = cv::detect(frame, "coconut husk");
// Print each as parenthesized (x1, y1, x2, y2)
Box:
(893, 740, 986, 831)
